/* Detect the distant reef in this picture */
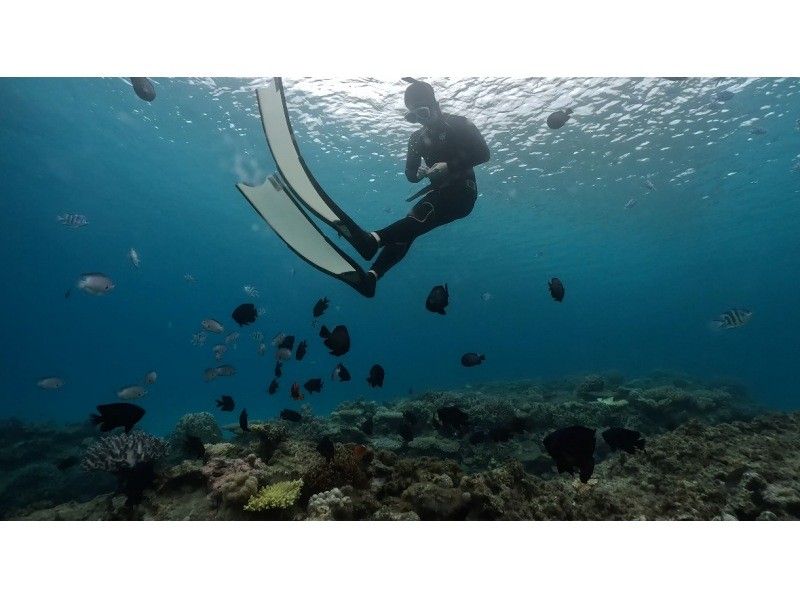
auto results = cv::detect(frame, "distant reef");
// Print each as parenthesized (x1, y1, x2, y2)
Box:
(4, 371, 798, 521)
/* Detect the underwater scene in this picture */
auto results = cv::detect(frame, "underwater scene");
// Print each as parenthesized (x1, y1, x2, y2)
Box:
(1, 76, 799, 520)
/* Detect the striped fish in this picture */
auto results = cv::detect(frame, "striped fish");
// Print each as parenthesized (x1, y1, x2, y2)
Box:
(713, 308, 752, 329)
(57, 213, 88, 228)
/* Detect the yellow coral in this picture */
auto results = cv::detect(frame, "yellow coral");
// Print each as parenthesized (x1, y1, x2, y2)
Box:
(243, 479, 303, 512)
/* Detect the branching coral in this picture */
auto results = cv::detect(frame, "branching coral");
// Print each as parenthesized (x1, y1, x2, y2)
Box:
(172, 412, 222, 445)
(244, 479, 303, 512)
(82, 431, 167, 472)
(203, 454, 267, 507)
(307, 487, 352, 520)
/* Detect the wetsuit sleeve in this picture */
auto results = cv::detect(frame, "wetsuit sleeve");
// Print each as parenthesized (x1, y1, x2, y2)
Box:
(405, 133, 423, 182)
(447, 118, 490, 175)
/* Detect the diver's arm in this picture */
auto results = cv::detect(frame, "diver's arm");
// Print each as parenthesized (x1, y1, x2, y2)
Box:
(446, 118, 491, 175)
(405, 135, 425, 182)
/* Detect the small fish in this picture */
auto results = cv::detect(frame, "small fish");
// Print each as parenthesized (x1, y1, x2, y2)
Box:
(320, 324, 350, 356)
(295, 340, 308, 361)
(643, 177, 656, 192)
(548, 277, 565, 302)
(360, 417, 374, 436)
(56, 456, 80, 471)
(191, 332, 207, 347)
(268, 379, 279, 395)
(331, 363, 351, 382)
(225, 332, 240, 345)
(713, 308, 753, 330)
(547, 108, 573, 129)
(183, 435, 206, 460)
(367, 364, 385, 388)
(130, 77, 156, 102)
(184, 273, 196, 283)
(602, 427, 646, 454)
(57, 213, 88, 228)
(90, 402, 145, 434)
(750, 127, 767, 136)
(461, 353, 485, 367)
(239, 409, 249, 432)
(257, 307, 266, 317)
(216, 395, 235, 411)
(278, 335, 295, 351)
(214, 364, 236, 377)
(243, 285, 259, 298)
(212, 344, 227, 361)
(433, 406, 470, 436)
(280, 409, 303, 423)
(274, 361, 283, 378)
(272, 333, 286, 347)
(231, 303, 258, 327)
(313, 297, 329, 318)
(543, 425, 597, 483)
(276, 347, 292, 361)
(117, 385, 147, 400)
(291, 382, 304, 401)
(257, 342, 267, 356)
(304, 378, 323, 394)
(142, 371, 157, 385)
(128, 248, 141, 269)
(203, 367, 218, 382)
(201, 319, 224, 334)
(624, 197, 638, 210)
(251, 331, 265, 343)
(37, 377, 64, 390)
(481, 292, 493, 302)
(67, 273, 115, 298)
(316, 437, 335, 462)
(425, 284, 449, 315)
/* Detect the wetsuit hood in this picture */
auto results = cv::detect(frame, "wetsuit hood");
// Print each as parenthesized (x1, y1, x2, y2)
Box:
(404, 79, 437, 109)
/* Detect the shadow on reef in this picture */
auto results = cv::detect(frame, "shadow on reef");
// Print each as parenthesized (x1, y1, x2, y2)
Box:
(7, 371, 798, 521)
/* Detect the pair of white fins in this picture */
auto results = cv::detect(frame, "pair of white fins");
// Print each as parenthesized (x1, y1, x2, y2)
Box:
(236, 79, 374, 297)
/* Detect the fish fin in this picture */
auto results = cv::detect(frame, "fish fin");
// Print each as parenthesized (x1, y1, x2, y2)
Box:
(319, 325, 330, 338)
(89, 414, 102, 427)
(579, 459, 595, 483)
(708, 320, 725, 331)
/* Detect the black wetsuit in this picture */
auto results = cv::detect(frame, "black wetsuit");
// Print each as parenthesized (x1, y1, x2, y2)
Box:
(372, 113, 490, 277)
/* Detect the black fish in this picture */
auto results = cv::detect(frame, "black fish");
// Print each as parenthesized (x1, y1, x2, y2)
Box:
(425, 284, 449, 315)
(320, 324, 350, 356)
(602, 427, 646, 454)
(274, 361, 282, 378)
(469, 430, 488, 445)
(183, 435, 206, 460)
(216, 395, 235, 412)
(316, 437, 335, 462)
(304, 378, 323, 394)
(543, 425, 596, 483)
(130, 77, 156, 102)
(547, 108, 573, 129)
(90, 403, 145, 434)
(332, 363, 351, 382)
(548, 277, 565, 302)
(433, 405, 470, 437)
(278, 335, 295, 351)
(280, 409, 303, 423)
(56, 456, 80, 471)
(231, 303, 258, 326)
(461, 353, 485, 367)
(296, 340, 308, 361)
(268, 379, 279, 395)
(313, 297, 329, 318)
(239, 408, 249, 432)
(360, 417, 374, 436)
(367, 364, 385, 388)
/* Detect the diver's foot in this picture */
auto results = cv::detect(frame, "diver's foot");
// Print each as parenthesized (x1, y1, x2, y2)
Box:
(358, 270, 377, 298)
(351, 229, 379, 261)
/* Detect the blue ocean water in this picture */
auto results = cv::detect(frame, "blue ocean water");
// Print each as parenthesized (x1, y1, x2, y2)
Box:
(1, 77, 798, 436)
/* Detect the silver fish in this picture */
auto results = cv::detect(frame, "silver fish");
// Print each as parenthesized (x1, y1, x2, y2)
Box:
(143, 370, 157, 385)
(213, 344, 227, 361)
(214, 364, 237, 377)
(191, 331, 207, 347)
(225, 332, 240, 346)
(68, 273, 115, 297)
(643, 177, 656, 192)
(184, 273, 196, 283)
(201, 319, 224, 334)
(272, 333, 286, 347)
(57, 213, 88, 228)
(243, 285, 259, 298)
(257, 342, 267, 356)
(713, 308, 753, 329)
(251, 331, 264, 343)
(37, 377, 64, 390)
(117, 385, 147, 400)
(203, 367, 218, 382)
(481, 292, 493, 302)
(128, 247, 141, 268)
(624, 197, 638, 209)
(276, 348, 292, 361)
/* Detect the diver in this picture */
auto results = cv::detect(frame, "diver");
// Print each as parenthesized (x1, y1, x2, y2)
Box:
(349, 78, 491, 297)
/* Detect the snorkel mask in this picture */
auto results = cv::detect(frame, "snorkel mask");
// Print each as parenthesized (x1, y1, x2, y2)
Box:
(403, 77, 438, 125)
(404, 105, 433, 123)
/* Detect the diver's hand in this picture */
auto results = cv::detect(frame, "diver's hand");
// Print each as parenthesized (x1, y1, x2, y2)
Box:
(427, 162, 449, 182)
(416, 165, 430, 181)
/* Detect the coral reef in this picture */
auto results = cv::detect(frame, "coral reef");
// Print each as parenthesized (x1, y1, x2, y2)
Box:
(243, 479, 303, 512)
(171, 412, 222, 446)
(7, 372, 795, 521)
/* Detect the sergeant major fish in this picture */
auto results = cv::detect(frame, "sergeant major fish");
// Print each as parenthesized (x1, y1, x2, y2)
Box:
(201, 319, 224, 334)
(57, 213, 88, 228)
(713, 308, 752, 330)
